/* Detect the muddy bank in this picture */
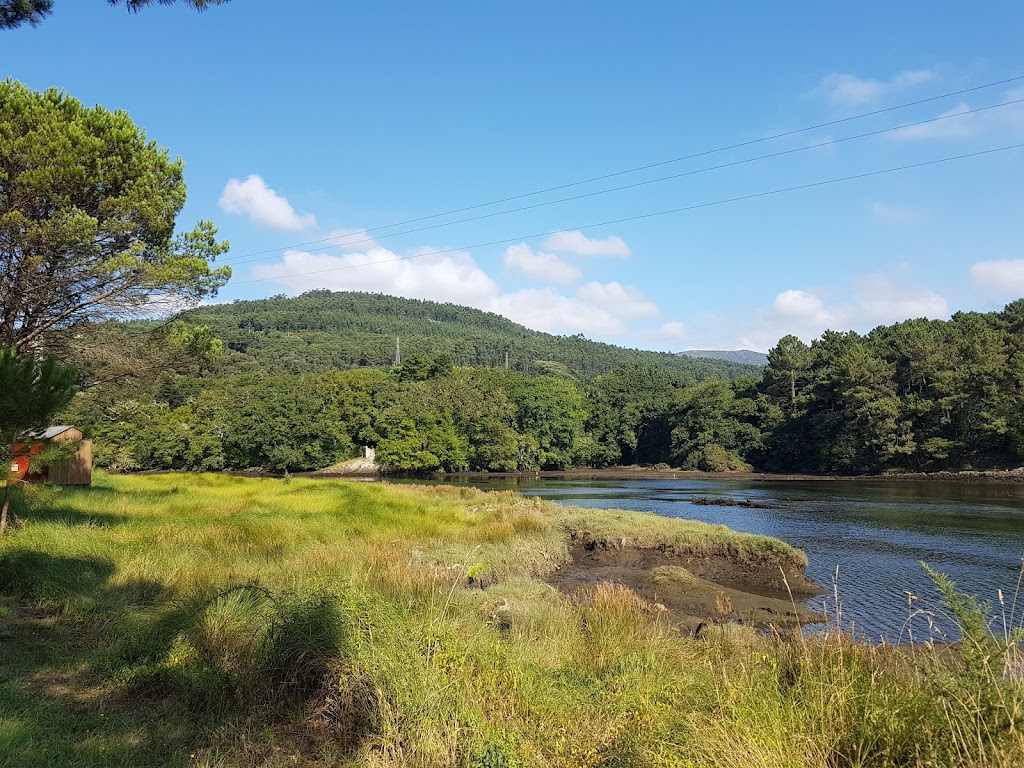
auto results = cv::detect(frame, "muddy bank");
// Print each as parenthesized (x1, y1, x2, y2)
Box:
(128, 464, 1024, 485)
(692, 497, 785, 509)
(870, 468, 1024, 483)
(548, 466, 1024, 484)
(548, 532, 824, 632)
(307, 464, 1024, 485)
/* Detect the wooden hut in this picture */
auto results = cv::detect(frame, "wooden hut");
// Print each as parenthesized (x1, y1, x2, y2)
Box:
(11, 426, 93, 486)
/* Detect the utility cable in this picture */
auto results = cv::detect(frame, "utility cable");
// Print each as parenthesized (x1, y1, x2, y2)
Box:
(218, 74, 1024, 263)
(229, 142, 1024, 286)
(221, 97, 1024, 268)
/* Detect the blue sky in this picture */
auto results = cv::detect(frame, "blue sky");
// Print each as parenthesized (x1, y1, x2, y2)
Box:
(5, 1, 1024, 351)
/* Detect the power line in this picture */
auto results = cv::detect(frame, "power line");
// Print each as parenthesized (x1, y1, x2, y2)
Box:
(230, 142, 1024, 286)
(218, 74, 1024, 263)
(221, 97, 1024, 268)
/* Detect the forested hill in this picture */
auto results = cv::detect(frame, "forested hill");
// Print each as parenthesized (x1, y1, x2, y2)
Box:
(678, 349, 769, 366)
(186, 290, 758, 381)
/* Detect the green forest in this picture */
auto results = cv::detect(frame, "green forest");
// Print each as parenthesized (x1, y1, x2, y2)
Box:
(65, 291, 1024, 475)
(183, 290, 754, 379)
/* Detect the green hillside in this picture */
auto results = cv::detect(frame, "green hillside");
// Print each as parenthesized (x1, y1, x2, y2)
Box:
(186, 290, 758, 381)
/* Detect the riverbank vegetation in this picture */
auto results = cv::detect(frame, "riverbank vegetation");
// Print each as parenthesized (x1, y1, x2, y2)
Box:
(1, 473, 1021, 767)
(66, 293, 1024, 476)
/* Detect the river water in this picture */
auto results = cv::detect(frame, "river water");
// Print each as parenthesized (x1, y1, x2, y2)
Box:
(416, 476, 1024, 640)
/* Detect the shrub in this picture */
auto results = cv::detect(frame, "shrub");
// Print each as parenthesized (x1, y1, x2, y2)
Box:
(683, 444, 752, 472)
(468, 740, 518, 768)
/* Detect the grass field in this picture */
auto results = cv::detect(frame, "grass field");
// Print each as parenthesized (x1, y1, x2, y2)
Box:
(0, 472, 1021, 767)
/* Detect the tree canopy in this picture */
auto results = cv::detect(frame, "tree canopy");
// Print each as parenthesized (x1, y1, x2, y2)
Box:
(180, 290, 755, 381)
(0, 0, 228, 29)
(0, 80, 230, 353)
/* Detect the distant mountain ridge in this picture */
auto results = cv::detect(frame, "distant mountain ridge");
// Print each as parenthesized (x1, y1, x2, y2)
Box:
(184, 291, 762, 380)
(677, 349, 769, 367)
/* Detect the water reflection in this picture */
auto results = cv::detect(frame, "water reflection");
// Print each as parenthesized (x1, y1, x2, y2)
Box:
(406, 476, 1024, 640)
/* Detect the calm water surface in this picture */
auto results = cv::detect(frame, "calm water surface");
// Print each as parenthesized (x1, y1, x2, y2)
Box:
(417, 477, 1024, 639)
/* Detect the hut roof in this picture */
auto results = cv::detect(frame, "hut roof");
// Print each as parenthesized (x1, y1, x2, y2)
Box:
(22, 425, 77, 440)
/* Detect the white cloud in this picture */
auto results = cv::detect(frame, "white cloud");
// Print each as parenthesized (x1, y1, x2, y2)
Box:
(1001, 88, 1024, 131)
(253, 246, 499, 306)
(543, 231, 631, 258)
(491, 288, 631, 337)
(732, 289, 834, 350)
(884, 88, 1024, 142)
(576, 281, 659, 319)
(326, 227, 379, 252)
(970, 260, 1024, 296)
(853, 274, 948, 322)
(818, 69, 934, 107)
(732, 289, 835, 351)
(729, 273, 948, 352)
(886, 103, 978, 141)
(253, 245, 660, 338)
(219, 175, 316, 230)
(503, 244, 581, 284)
(772, 289, 834, 323)
(646, 321, 688, 344)
(494, 282, 657, 336)
(893, 70, 936, 88)
(871, 203, 925, 224)
(821, 74, 883, 108)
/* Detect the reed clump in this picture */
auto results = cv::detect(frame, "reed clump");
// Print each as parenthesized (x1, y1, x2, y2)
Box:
(0, 472, 1019, 767)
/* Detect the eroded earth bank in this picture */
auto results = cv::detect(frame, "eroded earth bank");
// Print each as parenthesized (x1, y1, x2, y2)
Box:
(547, 507, 824, 631)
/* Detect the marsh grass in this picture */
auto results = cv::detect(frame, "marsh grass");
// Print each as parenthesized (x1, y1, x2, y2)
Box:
(555, 505, 809, 568)
(0, 472, 1020, 767)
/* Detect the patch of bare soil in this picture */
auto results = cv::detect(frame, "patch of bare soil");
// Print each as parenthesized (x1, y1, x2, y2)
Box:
(548, 538, 824, 632)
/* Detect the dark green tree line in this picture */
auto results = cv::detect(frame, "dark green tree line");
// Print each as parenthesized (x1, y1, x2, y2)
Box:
(754, 305, 1024, 473)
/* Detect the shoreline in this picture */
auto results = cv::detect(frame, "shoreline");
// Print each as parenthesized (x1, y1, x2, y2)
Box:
(547, 531, 824, 631)
(301, 463, 1024, 484)
(544, 503, 824, 631)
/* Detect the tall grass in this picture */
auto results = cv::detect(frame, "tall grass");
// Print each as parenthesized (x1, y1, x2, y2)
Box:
(0, 472, 1021, 767)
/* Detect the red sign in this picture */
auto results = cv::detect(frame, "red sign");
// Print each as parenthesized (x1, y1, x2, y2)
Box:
(10, 454, 31, 480)
(9, 442, 45, 481)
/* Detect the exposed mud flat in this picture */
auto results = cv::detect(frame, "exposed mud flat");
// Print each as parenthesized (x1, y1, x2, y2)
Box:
(873, 467, 1024, 483)
(548, 534, 824, 632)
(691, 497, 786, 509)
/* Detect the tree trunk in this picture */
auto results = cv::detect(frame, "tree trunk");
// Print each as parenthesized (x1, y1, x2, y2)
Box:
(0, 480, 10, 535)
